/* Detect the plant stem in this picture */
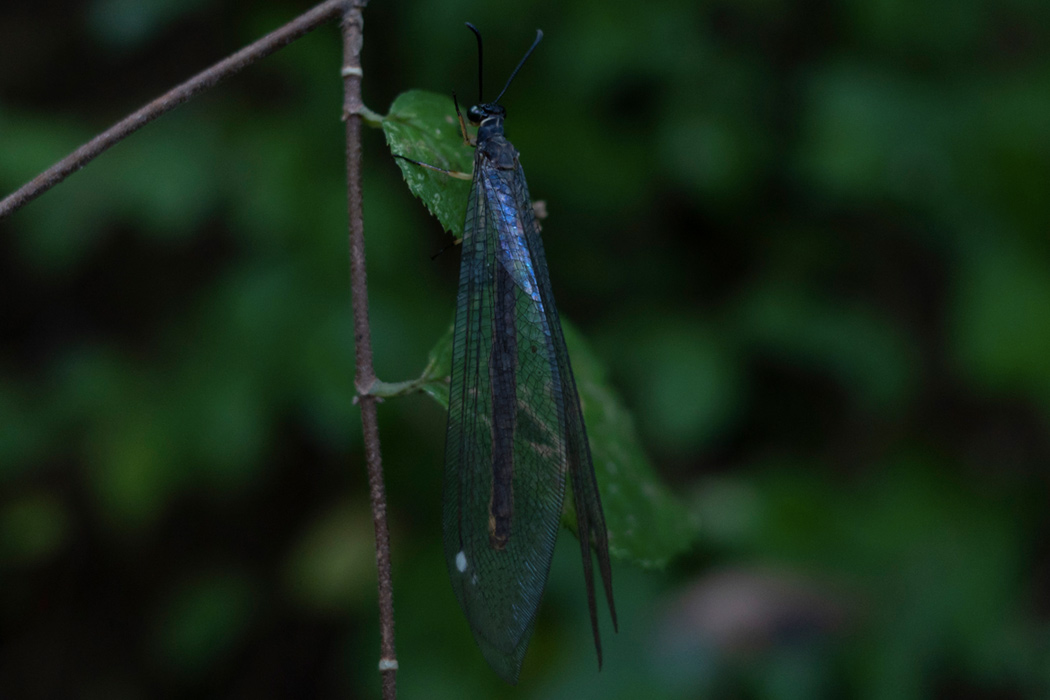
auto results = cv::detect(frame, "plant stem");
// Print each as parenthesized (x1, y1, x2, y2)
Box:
(339, 4, 398, 700)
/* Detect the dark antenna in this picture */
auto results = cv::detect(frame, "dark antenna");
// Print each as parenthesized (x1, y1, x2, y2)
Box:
(465, 22, 484, 103)
(494, 29, 543, 104)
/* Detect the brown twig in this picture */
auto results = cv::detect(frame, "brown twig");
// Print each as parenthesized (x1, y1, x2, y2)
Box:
(0, 0, 349, 220)
(339, 3, 398, 699)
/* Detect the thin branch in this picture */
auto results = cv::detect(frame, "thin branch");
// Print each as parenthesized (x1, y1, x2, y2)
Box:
(0, 0, 350, 220)
(339, 3, 398, 700)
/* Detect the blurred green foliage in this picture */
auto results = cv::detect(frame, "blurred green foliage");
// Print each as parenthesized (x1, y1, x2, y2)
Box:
(2, 0, 1050, 698)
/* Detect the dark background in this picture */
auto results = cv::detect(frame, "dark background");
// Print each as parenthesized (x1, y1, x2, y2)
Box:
(2, 0, 1050, 698)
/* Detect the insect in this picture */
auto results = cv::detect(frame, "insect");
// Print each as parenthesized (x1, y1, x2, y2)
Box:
(398, 24, 617, 683)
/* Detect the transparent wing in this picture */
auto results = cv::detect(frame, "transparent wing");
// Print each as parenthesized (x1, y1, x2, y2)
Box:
(513, 162, 619, 663)
(443, 159, 568, 683)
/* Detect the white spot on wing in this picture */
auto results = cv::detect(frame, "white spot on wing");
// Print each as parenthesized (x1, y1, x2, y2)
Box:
(456, 551, 467, 572)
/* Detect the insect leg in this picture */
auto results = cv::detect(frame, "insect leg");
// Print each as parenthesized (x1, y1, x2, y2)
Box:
(392, 154, 472, 180)
(452, 92, 476, 146)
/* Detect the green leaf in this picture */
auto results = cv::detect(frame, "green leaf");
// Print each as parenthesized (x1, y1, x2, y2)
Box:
(367, 322, 453, 403)
(561, 322, 698, 569)
(418, 321, 697, 570)
(382, 90, 474, 236)
(419, 322, 454, 405)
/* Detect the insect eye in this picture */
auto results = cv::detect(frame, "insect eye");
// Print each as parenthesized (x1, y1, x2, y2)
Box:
(467, 106, 483, 124)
